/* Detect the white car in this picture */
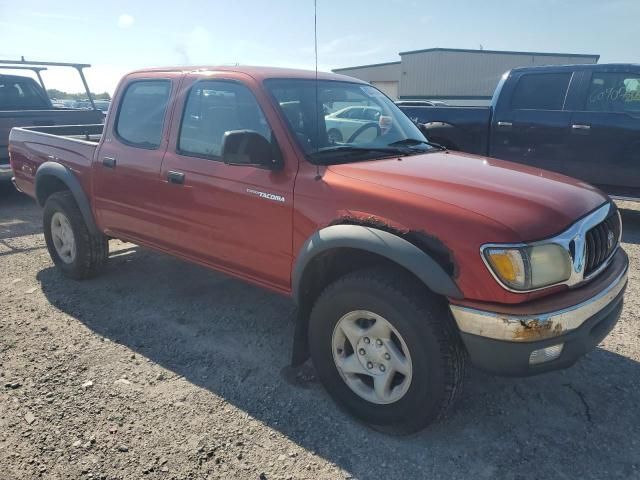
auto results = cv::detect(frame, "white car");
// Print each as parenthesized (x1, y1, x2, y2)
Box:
(325, 106, 382, 143)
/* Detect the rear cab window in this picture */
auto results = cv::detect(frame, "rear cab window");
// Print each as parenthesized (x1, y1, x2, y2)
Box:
(511, 73, 572, 110)
(115, 80, 171, 149)
(0, 76, 50, 110)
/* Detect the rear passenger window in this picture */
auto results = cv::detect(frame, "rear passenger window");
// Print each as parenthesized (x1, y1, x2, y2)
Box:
(116, 80, 171, 149)
(178, 81, 272, 159)
(585, 72, 640, 114)
(511, 73, 572, 111)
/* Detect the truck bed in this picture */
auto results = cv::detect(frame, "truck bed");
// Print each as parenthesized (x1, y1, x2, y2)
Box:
(398, 105, 492, 155)
(8, 124, 103, 198)
(0, 108, 104, 179)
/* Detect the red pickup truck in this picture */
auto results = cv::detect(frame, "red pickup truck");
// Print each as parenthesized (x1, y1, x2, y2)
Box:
(9, 66, 628, 433)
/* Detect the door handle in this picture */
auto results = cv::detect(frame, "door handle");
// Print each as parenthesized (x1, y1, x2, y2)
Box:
(497, 121, 513, 128)
(167, 170, 185, 185)
(571, 124, 591, 131)
(102, 157, 116, 168)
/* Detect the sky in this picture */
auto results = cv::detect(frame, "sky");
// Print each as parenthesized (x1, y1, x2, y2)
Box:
(0, 0, 638, 94)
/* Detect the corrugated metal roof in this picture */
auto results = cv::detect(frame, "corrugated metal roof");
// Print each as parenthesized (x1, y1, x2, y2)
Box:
(398, 47, 600, 60)
(331, 62, 402, 82)
(332, 61, 401, 72)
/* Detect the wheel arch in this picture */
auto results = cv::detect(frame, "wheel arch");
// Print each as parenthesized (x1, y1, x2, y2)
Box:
(35, 162, 99, 235)
(290, 224, 462, 366)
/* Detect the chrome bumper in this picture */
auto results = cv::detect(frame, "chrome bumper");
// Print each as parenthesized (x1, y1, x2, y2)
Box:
(0, 163, 13, 180)
(450, 260, 628, 343)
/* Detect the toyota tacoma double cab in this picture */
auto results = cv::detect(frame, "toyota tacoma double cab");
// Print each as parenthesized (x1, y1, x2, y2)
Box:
(9, 66, 628, 433)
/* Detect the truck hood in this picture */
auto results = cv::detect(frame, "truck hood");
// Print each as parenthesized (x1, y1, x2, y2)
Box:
(328, 150, 608, 241)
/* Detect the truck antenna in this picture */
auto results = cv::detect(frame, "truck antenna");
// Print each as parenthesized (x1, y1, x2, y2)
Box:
(313, 0, 321, 181)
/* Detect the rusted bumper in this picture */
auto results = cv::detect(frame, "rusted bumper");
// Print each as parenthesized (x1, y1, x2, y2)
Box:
(450, 248, 628, 376)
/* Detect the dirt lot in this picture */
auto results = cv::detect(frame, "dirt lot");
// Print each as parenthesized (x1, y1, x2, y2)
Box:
(1, 182, 639, 480)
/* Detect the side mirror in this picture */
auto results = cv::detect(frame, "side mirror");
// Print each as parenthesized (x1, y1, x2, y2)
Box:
(221, 130, 281, 170)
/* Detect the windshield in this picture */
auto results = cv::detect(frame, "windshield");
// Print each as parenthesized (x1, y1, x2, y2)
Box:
(265, 79, 433, 162)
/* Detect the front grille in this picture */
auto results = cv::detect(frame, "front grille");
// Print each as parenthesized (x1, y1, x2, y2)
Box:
(584, 208, 620, 276)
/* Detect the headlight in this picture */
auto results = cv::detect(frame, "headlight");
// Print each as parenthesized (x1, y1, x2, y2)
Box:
(483, 244, 571, 291)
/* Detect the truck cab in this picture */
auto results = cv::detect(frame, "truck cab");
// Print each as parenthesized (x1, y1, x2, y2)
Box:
(491, 64, 640, 199)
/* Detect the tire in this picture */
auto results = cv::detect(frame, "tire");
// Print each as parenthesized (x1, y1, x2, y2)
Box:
(43, 191, 108, 280)
(327, 128, 343, 143)
(308, 267, 465, 434)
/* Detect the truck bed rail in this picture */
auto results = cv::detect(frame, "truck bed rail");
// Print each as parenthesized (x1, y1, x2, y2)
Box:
(13, 124, 103, 143)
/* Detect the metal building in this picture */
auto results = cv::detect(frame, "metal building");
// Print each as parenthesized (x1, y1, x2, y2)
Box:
(333, 48, 599, 104)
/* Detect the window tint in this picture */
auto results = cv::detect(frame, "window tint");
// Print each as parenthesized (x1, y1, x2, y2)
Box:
(585, 72, 640, 114)
(178, 81, 272, 159)
(116, 80, 171, 148)
(0, 78, 49, 110)
(511, 73, 571, 110)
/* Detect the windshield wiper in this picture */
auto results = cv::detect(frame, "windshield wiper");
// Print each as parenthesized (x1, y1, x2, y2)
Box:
(309, 145, 414, 161)
(388, 138, 447, 151)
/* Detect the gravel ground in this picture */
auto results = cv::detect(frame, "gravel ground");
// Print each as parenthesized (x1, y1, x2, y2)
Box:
(1, 182, 639, 480)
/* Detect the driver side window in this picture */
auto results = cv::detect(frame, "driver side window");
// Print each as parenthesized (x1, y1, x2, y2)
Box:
(178, 80, 272, 160)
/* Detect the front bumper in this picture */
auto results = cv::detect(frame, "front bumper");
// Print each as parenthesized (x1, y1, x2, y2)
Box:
(450, 249, 628, 376)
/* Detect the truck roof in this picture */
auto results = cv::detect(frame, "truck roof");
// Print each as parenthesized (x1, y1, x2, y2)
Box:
(124, 65, 365, 83)
(0, 73, 41, 82)
(510, 63, 640, 73)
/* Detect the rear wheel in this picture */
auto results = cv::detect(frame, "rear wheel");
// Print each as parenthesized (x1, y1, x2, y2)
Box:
(43, 191, 108, 279)
(308, 268, 465, 434)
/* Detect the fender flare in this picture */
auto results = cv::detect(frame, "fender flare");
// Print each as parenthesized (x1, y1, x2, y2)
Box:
(292, 224, 462, 304)
(35, 161, 99, 235)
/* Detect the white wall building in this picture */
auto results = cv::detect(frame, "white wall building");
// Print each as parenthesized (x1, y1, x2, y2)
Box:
(333, 48, 599, 104)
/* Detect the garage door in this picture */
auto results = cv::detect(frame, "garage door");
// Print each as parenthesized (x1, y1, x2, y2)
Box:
(371, 81, 399, 100)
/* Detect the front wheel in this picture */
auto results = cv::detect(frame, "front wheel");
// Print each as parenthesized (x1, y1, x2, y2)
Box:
(308, 268, 465, 434)
(43, 191, 108, 279)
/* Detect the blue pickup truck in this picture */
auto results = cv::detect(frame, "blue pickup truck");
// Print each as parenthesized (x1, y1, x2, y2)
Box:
(399, 63, 640, 200)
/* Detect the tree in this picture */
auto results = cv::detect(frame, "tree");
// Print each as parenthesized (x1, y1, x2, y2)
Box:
(46, 88, 67, 99)
(46, 89, 111, 101)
